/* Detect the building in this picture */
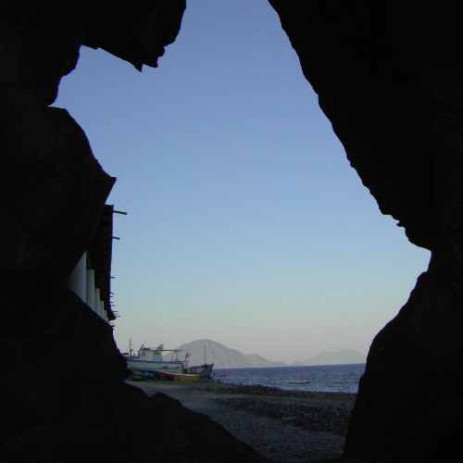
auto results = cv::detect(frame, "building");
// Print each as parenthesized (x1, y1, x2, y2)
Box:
(67, 205, 117, 323)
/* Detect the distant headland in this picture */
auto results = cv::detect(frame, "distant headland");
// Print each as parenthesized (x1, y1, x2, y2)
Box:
(172, 339, 365, 368)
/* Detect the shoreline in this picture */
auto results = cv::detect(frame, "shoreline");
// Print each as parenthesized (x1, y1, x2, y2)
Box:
(213, 382, 356, 435)
(212, 363, 364, 395)
(130, 380, 355, 462)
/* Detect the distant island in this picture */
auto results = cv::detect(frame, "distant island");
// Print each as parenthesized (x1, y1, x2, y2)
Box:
(171, 339, 365, 368)
(174, 339, 284, 368)
(295, 349, 366, 366)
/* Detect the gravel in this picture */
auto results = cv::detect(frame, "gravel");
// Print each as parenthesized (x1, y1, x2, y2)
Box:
(130, 380, 356, 462)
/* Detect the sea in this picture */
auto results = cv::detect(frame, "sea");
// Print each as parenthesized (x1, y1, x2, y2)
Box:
(213, 363, 365, 394)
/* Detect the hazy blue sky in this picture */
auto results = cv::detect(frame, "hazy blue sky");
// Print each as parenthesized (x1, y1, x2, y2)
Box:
(56, 0, 429, 363)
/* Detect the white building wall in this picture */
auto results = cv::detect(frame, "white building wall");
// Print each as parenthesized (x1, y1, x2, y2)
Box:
(67, 253, 87, 302)
(68, 255, 111, 324)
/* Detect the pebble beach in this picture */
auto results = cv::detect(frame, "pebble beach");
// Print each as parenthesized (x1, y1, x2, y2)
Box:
(130, 380, 356, 462)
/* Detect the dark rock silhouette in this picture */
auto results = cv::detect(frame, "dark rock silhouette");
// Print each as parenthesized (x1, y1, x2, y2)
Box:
(1, 2, 266, 462)
(2, 0, 463, 460)
(269, 1, 463, 459)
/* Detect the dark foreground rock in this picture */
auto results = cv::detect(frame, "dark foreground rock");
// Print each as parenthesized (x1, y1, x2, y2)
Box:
(3, 387, 267, 462)
(0, 292, 267, 462)
(268, 1, 463, 459)
(1, 4, 267, 461)
(3, 0, 463, 460)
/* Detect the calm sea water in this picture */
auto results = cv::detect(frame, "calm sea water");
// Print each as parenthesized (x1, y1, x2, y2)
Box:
(214, 364, 365, 393)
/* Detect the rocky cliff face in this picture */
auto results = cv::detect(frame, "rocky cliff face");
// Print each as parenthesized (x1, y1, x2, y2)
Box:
(0, 3, 266, 461)
(268, 1, 463, 459)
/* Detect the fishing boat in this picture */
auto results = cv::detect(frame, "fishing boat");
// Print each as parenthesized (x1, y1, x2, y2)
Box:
(183, 344, 214, 378)
(124, 341, 214, 380)
(124, 343, 188, 379)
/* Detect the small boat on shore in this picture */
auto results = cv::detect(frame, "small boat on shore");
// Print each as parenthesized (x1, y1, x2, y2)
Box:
(124, 341, 214, 380)
(124, 343, 187, 379)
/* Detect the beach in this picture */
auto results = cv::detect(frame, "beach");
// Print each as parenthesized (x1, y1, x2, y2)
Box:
(130, 380, 356, 462)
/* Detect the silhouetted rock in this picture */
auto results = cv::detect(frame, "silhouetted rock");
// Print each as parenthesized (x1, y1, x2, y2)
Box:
(3, 0, 463, 460)
(269, 1, 463, 459)
(1, 3, 267, 461)
(1, 291, 267, 462)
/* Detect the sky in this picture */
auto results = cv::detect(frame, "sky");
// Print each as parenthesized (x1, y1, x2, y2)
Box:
(56, 0, 430, 363)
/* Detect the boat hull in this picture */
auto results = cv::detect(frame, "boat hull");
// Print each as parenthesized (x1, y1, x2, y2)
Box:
(126, 358, 185, 378)
(156, 370, 201, 382)
(185, 363, 214, 379)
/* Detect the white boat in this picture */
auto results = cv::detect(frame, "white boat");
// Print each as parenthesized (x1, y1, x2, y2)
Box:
(124, 341, 215, 380)
(124, 343, 188, 379)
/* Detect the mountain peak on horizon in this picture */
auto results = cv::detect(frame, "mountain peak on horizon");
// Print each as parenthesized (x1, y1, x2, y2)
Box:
(184, 338, 223, 346)
(176, 339, 281, 368)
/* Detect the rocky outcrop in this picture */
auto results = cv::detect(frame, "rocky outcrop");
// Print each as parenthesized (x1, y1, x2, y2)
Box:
(1, 3, 267, 462)
(2, 293, 266, 463)
(268, 1, 463, 459)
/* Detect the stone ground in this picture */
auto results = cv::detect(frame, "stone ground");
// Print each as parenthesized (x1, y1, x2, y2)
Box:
(130, 380, 355, 463)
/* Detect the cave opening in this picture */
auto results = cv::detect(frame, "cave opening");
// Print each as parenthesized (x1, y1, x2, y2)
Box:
(6, 0, 463, 460)
(56, 0, 429, 375)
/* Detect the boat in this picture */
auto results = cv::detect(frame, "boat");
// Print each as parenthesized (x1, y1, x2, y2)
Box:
(183, 344, 214, 378)
(124, 341, 214, 380)
(124, 343, 188, 379)
(185, 363, 214, 379)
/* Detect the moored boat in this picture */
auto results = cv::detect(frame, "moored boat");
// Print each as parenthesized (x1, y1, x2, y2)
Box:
(124, 341, 215, 380)
(124, 343, 188, 379)
(185, 363, 214, 379)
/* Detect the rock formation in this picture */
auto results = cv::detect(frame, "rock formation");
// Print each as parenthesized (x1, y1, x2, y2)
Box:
(268, 1, 463, 459)
(2, 0, 463, 460)
(0, 3, 266, 462)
